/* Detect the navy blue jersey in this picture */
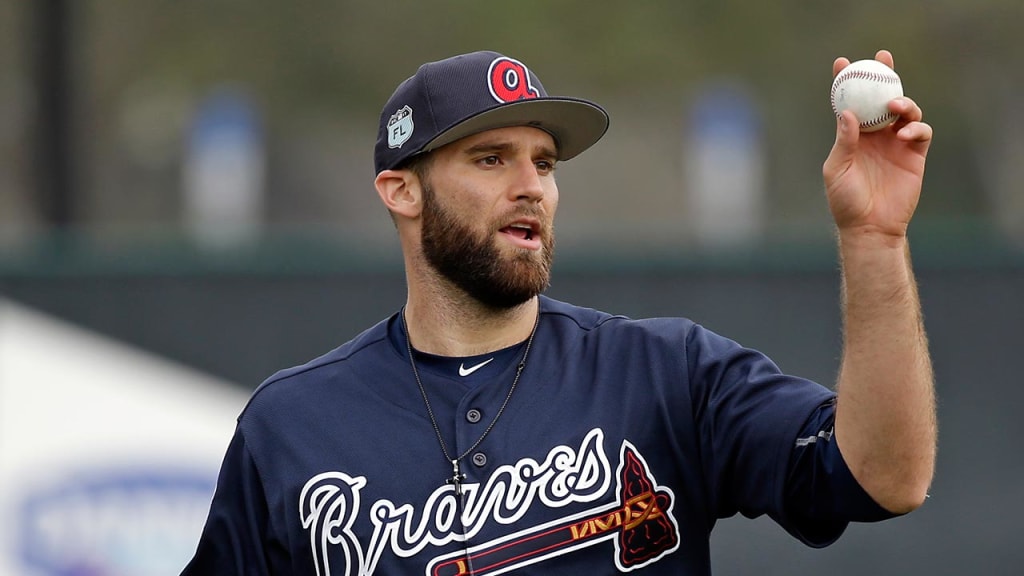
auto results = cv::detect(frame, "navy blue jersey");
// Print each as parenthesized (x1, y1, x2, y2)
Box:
(183, 296, 888, 575)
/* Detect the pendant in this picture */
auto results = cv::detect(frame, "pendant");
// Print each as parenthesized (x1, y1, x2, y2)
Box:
(445, 459, 467, 496)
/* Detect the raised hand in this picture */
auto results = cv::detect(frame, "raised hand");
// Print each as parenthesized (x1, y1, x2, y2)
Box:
(822, 50, 934, 242)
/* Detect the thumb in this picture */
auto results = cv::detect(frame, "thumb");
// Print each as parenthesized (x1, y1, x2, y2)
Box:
(833, 110, 860, 153)
(823, 111, 860, 183)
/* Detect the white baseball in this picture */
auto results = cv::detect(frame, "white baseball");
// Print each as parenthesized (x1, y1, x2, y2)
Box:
(830, 59, 903, 132)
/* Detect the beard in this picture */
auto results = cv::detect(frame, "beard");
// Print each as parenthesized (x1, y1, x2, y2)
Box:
(420, 182, 555, 310)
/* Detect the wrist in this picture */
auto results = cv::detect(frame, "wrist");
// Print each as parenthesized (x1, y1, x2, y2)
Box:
(836, 225, 910, 253)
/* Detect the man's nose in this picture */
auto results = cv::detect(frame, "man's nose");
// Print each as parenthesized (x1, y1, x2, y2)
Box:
(510, 161, 545, 203)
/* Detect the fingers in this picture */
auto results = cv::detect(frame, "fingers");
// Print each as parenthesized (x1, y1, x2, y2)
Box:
(833, 49, 895, 77)
(874, 49, 895, 69)
(835, 104, 931, 147)
(833, 57, 851, 77)
(888, 97, 932, 142)
(897, 120, 933, 143)
(890, 96, 923, 123)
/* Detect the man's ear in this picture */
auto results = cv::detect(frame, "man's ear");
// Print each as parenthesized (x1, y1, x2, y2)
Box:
(375, 169, 422, 219)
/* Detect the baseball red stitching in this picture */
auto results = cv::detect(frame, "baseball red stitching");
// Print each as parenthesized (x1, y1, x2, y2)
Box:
(830, 69, 901, 126)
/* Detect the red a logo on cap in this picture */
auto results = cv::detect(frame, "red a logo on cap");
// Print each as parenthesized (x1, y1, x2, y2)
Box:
(487, 57, 540, 103)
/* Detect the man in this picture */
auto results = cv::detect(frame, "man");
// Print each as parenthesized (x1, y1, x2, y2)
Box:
(183, 50, 935, 575)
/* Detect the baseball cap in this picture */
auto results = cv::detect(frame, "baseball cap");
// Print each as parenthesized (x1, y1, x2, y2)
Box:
(374, 50, 609, 174)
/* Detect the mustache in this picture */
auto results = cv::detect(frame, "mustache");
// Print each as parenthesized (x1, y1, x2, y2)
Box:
(494, 206, 553, 230)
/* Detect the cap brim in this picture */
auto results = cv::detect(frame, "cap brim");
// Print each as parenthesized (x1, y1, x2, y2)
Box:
(422, 98, 609, 161)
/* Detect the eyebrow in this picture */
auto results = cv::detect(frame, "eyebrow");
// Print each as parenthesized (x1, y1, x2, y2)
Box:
(462, 140, 558, 160)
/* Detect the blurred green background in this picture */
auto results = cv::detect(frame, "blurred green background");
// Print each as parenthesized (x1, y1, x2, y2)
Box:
(2, 1, 1022, 575)
(3, 0, 1024, 263)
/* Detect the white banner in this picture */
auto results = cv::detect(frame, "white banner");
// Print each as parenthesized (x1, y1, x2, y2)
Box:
(0, 299, 248, 576)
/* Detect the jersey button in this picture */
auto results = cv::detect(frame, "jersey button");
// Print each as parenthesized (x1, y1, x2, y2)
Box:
(466, 409, 482, 423)
(472, 452, 487, 467)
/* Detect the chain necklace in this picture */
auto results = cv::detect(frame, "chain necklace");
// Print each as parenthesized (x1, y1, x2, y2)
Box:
(401, 308, 540, 496)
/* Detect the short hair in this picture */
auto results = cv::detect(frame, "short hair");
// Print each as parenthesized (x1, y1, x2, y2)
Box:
(397, 151, 435, 185)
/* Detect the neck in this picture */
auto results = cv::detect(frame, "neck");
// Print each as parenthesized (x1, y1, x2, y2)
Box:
(404, 283, 539, 357)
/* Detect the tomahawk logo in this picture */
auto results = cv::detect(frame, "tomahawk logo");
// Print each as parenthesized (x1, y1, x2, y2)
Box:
(487, 57, 540, 103)
(299, 429, 679, 575)
(426, 441, 679, 575)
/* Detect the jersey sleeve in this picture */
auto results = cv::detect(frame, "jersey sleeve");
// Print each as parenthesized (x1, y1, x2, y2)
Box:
(684, 323, 842, 544)
(180, 426, 284, 576)
(782, 398, 897, 544)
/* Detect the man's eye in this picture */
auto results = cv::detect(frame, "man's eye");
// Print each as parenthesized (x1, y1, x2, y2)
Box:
(536, 160, 556, 172)
(480, 155, 500, 166)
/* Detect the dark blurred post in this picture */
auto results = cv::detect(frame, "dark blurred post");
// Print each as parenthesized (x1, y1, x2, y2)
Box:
(32, 0, 75, 231)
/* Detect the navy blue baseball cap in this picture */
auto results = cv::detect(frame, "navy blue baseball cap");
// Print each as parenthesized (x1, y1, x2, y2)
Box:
(374, 51, 609, 174)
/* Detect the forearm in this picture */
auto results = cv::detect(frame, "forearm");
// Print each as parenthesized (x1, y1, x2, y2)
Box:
(833, 230, 936, 514)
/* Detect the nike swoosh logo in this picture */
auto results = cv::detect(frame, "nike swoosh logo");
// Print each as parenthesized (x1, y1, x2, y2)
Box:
(459, 358, 495, 377)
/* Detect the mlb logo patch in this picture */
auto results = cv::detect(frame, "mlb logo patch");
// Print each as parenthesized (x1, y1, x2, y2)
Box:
(387, 105, 414, 149)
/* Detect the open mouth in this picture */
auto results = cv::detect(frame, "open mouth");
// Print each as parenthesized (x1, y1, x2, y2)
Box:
(500, 223, 536, 241)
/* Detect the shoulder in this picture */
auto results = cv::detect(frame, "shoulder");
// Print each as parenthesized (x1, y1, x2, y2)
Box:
(239, 313, 397, 416)
(538, 296, 760, 373)
(539, 295, 697, 339)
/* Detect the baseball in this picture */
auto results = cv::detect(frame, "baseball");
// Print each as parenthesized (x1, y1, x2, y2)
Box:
(830, 59, 903, 132)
